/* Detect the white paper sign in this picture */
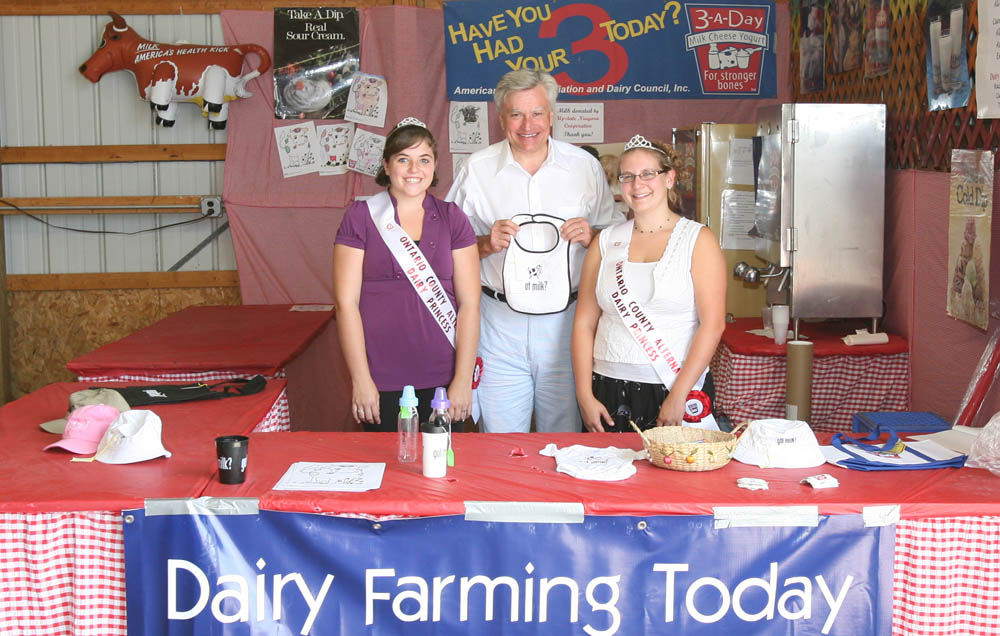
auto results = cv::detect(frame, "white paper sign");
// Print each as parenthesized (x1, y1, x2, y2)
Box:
(720, 189, 757, 250)
(273, 462, 386, 492)
(449, 102, 489, 153)
(554, 103, 604, 143)
(978, 1, 1000, 118)
(727, 139, 755, 186)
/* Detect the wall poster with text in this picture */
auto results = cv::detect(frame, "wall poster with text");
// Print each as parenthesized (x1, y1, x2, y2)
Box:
(444, 0, 777, 101)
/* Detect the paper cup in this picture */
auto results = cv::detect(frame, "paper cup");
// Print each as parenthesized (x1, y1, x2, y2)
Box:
(422, 432, 448, 478)
(771, 304, 789, 345)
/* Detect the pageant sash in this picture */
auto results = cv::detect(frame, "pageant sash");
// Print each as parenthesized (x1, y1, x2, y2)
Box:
(605, 221, 716, 430)
(369, 191, 481, 421)
(369, 191, 456, 347)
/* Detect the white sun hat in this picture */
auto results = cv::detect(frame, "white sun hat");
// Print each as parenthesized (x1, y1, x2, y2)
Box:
(732, 418, 826, 469)
(94, 410, 172, 464)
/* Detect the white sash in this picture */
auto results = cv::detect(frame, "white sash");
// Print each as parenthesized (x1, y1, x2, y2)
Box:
(604, 221, 717, 430)
(368, 191, 481, 421)
(369, 191, 457, 346)
(501, 213, 572, 314)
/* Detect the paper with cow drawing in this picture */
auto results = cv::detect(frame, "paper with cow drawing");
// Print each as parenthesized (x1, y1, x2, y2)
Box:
(273, 462, 385, 491)
(448, 101, 489, 153)
(317, 122, 355, 175)
(347, 128, 386, 177)
(344, 72, 388, 128)
(273, 121, 324, 178)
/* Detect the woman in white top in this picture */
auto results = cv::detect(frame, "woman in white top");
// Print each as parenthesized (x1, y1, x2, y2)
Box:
(571, 135, 726, 432)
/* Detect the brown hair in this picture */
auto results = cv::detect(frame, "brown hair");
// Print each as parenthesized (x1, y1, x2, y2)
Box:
(374, 124, 439, 187)
(620, 139, 688, 218)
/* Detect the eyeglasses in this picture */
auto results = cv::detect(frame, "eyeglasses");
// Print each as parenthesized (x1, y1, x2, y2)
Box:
(618, 169, 667, 183)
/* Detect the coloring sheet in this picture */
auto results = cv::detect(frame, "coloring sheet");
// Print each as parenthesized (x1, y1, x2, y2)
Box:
(344, 72, 388, 128)
(273, 462, 386, 492)
(273, 121, 324, 178)
(448, 101, 489, 153)
(317, 122, 355, 175)
(347, 128, 386, 177)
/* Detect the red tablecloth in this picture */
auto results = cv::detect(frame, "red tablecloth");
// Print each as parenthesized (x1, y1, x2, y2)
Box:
(66, 304, 333, 379)
(713, 318, 910, 433)
(0, 380, 287, 636)
(0, 380, 288, 513)
(721, 317, 910, 356)
(63, 304, 352, 432)
(200, 432, 1000, 520)
(3, 426, 997, 636)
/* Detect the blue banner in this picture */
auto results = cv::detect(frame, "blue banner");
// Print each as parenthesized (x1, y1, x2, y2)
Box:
(443, 0, 777, 100)
(124, 508, 892, 635)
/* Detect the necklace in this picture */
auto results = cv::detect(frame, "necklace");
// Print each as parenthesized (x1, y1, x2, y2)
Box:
(633, 216, 675, 234)
(633, 223, 662, 234)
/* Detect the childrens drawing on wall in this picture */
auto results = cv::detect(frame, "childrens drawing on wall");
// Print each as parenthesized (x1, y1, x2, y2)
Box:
(344, 72, 388, 128)
(317, 123, 355, 175)
(347, 128, 386, 177)
(448, 101, 489, 153)
(274, 121, 324, 178)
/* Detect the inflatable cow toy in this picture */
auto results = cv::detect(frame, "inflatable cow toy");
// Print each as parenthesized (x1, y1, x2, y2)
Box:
(79, 11, 270, 129)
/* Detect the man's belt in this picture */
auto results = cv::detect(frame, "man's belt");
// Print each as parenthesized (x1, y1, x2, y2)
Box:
(481, 285, 578, 304)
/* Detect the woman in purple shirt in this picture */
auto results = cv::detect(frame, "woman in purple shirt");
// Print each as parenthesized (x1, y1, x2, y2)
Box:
(333, 119, 480, 430)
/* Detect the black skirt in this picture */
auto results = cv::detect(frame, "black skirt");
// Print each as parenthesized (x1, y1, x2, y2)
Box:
(590, 372, 715, 432)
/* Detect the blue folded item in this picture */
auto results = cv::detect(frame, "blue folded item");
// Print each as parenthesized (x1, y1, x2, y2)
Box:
(830, 430, 966, 471)
(852, 411, 951, 435)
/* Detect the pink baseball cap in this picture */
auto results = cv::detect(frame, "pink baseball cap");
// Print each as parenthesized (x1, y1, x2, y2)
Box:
(43, 403, 120, 454)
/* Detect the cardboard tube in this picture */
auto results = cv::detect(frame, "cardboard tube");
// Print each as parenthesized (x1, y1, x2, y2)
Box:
(786, 340, 813, 422)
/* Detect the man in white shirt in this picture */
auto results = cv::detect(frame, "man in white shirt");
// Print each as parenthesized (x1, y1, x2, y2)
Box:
(446, 69, 621, 433)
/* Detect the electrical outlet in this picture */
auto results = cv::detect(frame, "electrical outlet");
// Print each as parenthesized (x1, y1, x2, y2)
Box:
(200, 196, 224, 217)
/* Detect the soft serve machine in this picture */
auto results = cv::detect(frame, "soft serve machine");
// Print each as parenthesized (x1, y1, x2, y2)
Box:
(734, 103, 887, 336)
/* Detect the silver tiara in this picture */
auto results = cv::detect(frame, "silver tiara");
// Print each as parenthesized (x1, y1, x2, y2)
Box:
(623, 134, 666, 155)
(396, 117, 427, 129)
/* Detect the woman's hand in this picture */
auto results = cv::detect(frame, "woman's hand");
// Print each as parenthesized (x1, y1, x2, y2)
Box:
(352, 377, 381, 425)
(655, 391, 687, 428)
(447, 381, 472, 424)
(578, 393, 613, 432)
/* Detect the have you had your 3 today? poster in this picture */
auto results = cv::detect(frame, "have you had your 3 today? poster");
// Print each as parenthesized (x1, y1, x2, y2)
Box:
(443, 0, 777, 101)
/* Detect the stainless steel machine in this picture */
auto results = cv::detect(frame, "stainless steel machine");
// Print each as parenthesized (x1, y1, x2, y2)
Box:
(734, 103, 887, 336)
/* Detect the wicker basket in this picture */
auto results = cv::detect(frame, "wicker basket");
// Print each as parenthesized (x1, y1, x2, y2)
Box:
(631, 422, 746, 472)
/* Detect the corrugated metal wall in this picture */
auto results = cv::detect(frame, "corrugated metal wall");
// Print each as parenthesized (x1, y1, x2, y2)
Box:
(0, 14, 236, 274)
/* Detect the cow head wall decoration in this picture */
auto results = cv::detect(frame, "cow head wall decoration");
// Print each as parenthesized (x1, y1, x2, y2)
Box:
(79, 11, 271, 129)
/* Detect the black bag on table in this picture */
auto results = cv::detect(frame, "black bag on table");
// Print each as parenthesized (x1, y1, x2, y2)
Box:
(98, 375, 267, 407)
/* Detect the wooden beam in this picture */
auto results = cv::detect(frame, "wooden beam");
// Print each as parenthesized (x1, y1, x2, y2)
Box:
(0, 195, 205, 215)
(6, 271, 240, 291)
(2, 0, 396, 16)
(1, 144, 226, 164)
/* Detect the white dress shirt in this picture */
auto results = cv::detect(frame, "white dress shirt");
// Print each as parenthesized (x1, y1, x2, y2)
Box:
(446, 137, 621, 292)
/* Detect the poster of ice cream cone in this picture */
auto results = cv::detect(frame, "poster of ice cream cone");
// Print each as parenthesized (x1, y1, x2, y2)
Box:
(947, 150, 993, 330)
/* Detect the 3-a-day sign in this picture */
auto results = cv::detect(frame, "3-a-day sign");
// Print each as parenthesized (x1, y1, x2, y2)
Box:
(443, 0, 776, 100)
(123, 509, 892, 634)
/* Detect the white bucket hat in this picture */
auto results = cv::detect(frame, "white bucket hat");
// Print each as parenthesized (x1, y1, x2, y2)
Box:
(95, 410, 172, 464)
(732, 418, 826, 469)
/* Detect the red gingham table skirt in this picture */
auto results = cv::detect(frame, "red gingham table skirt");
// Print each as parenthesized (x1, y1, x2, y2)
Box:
(712, 345, 910, 433)
(75, 371, 291, 433)
(1, 513, 996, 635)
